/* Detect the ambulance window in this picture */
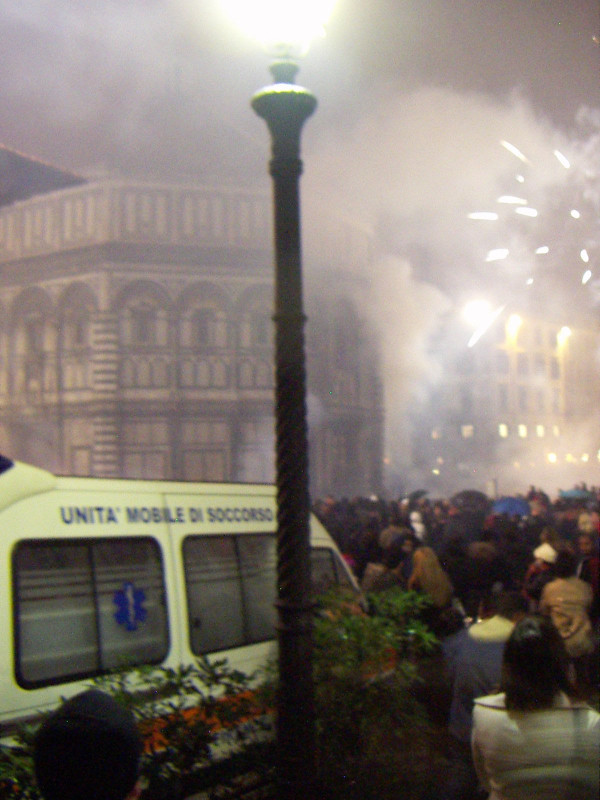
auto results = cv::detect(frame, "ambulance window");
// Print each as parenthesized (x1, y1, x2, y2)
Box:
(311, 548, 353, 596)
(13, 538, 168, 688)
(183, 534, 277, 654)
(238, 536, 277, 641)
(184, 536, 246, 653)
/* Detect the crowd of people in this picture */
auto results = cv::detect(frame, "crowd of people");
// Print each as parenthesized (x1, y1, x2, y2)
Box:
(26, 484, 599, 800)
(313, 484, 599, 623)
(313, 484, 599, 799)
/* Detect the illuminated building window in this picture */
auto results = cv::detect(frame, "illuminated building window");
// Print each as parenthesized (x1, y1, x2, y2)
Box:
(518, 424, 527, 438)
(507, 314, 522, 344)
(548, 452, 557, 464)
(431, 428, 441, 440)
(498, 423, 508, 438)
(536, 425, 545, 437)
(553, 425, 560, 437)
(461, 425, 474, 439)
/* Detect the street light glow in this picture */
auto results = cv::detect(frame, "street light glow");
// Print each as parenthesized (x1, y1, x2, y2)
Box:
(463, 299, 492, 328)
(467, 304, 505, 347)
(221, 0, 337, 55)
(506, 313, 522, 342)
(557, 326, 572, 348)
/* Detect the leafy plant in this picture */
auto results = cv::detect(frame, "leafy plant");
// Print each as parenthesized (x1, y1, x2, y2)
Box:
(1, 588, 448, 800)
(0, 721, 42, 800)
(0, 658, 275, 800)
(312, 587, 448, 800)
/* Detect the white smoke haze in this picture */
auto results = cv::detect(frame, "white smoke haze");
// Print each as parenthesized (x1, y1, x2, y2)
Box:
(307, 89, 559, 218)
(364, 254, 450, 478)
(0, 2, 598, 495)
(303, 85, 599, 493)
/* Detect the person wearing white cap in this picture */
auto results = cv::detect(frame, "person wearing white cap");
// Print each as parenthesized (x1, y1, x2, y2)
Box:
(522, 542, 557, 612)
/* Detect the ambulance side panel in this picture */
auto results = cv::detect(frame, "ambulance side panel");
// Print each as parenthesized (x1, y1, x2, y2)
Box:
(0, 466, 356, 731)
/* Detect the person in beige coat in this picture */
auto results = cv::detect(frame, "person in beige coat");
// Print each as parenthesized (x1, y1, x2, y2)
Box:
(539, 548, 594, 659)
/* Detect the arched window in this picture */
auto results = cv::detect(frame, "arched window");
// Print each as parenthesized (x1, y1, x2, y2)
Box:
(179, 285, 229, 351)
(117, 283, 170, 351)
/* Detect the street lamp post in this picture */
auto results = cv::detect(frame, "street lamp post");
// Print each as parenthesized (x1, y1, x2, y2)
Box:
(221, 6, 336, 795)
(252, 62, 317, 800)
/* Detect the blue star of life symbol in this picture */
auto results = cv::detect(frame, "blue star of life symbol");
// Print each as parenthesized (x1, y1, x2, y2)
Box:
(113, 581, 147, 631)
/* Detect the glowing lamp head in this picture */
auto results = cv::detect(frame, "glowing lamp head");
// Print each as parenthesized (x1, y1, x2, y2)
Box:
(221, 0, 337, 58)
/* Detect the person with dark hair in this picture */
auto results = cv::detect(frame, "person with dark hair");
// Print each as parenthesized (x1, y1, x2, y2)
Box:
(34, 689, 143, 800)
(471, 616, 600, 799)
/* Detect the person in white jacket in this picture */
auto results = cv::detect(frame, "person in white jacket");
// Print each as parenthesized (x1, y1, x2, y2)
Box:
(471, 615, 599, 800)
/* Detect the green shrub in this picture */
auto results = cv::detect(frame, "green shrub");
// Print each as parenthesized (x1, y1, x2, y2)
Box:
(0, 658, 274, 800)
(1, 588, 448, 800)
(312, 587, 447, 800)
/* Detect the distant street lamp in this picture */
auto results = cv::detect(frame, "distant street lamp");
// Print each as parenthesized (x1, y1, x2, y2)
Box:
(221, 4, 336, 799)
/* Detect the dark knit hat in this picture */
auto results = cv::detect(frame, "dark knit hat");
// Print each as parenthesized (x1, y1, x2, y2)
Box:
(34, 689, 142, 800)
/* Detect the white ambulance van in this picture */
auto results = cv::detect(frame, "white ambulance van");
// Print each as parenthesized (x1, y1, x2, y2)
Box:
(0, 456, 357, 735)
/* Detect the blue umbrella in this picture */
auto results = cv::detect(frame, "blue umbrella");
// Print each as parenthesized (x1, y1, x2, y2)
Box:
(492, 496, 530, 517)
(559, 488, 595, 500)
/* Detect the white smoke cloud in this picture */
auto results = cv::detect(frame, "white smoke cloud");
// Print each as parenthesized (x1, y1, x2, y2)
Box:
(302, 85, 599, 491)
(365, 255, 450, 472)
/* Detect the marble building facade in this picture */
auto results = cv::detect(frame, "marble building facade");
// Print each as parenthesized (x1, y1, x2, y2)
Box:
(0, 169, 384, 498)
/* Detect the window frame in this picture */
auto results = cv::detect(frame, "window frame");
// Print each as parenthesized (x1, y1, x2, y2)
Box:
(13, 536, 169, 689)
(182, 533, 348, 656)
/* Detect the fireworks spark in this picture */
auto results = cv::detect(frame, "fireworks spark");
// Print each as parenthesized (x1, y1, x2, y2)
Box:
(467, 128, 599, 305)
